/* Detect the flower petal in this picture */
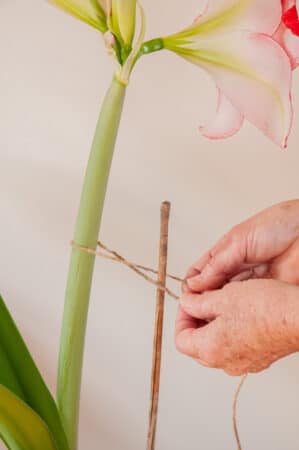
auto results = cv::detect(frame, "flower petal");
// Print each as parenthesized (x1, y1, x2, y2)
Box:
(283, 28, 299, 66)
(48, 0, 106, 31)
(180, 31, 293, 147)
(273, 1, 299, 69)
(282, 3, 299, 35)
(183, 0, 281, 38)
(274, 24, 299, 68)
(112, 0, 137, 46)
(199, 89, 244, 139)
(282, 0, 296, 10)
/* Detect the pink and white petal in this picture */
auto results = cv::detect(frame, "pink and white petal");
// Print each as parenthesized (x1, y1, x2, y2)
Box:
(183, 31, 293, 147)
(273, 1, 299, 68)
(281, 0, 296, 13)
(282, 3, 299, 34)
(274, 24, 299, 68)
(284, 28, 299, 66)
(195, 0, 281, 36)
(199, 90, 244, 139)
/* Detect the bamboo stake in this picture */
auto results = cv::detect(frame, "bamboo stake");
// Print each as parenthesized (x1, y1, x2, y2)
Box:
(146, 201, 171, 450)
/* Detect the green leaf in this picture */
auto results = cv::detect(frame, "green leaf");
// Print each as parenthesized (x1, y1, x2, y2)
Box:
(0, 296, 69, 450)
(0, 384, 57, 450)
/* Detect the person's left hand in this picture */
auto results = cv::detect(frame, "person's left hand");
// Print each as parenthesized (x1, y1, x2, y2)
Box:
(175, 279, 299, 375)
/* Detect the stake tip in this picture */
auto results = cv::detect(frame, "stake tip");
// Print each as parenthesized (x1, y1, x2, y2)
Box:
(161, 201, 171, 210)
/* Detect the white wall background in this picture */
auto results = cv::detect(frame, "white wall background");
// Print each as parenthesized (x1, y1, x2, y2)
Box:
(1, 1, 299, 449)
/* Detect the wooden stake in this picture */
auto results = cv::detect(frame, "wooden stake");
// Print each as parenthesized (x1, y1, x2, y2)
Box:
(146, 201, 171, 450)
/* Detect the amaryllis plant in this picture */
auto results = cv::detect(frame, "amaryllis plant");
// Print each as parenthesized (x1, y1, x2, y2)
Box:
(1, 0, 299, 449)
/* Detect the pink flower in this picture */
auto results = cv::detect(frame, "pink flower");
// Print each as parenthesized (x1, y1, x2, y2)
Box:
(274, 0, 299, 69)
(164, 0, 299, 147)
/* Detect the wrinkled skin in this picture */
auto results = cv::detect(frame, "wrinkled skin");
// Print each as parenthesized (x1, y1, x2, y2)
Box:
(176, 200, 299, 375)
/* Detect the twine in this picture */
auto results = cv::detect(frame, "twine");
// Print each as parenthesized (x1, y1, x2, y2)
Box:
(71, 239, 246, 450)
(71, 240, 182, 301)
(233, 375, 248, 450)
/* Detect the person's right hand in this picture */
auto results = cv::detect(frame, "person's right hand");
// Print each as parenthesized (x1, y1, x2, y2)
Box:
(185, 200, 299, 293)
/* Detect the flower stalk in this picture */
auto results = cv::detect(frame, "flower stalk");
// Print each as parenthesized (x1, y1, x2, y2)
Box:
(57, 76, 126, 450)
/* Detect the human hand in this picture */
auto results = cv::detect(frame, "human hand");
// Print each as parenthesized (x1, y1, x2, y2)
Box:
(185, 200, 299, 293)
(176, 279, 299, 375)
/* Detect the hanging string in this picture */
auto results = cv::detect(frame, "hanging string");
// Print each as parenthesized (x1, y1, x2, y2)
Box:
(71, 239, 246, 450)
(233, 375, 248, 450)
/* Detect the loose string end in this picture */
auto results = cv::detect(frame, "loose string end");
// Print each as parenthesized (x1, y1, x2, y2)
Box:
(233, 374, 248, 450)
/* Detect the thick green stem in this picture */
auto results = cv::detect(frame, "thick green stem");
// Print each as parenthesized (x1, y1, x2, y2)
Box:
(57, 77, 126, 450)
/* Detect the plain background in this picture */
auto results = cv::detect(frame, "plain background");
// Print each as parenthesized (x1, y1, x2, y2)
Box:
(1, 0, 299, 449)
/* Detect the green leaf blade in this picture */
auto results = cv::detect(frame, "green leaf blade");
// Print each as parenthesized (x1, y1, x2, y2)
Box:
(0, 296, 69, 450)
(0, 384, 57, 450)
(0, 346, 26, 403)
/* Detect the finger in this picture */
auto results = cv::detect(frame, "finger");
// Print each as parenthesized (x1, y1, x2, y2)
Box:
(175, 306, 199, 358)
(186, 234, 247, 292)
(175, 306, 199, 336)
(185, 251, 211, 278)
(175, 306, 208, 339)
(181, 278, 193, 294)
(182, 252, 212, 294)
(175, 318, 220, 362)
(194, 358, 211, 367)
(229, 263, 270, 282)
(180, 291, 224, 321)
(224, 367, 247, 376)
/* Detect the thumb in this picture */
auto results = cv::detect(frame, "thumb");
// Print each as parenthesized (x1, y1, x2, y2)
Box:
(186, 233, 247, 292)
